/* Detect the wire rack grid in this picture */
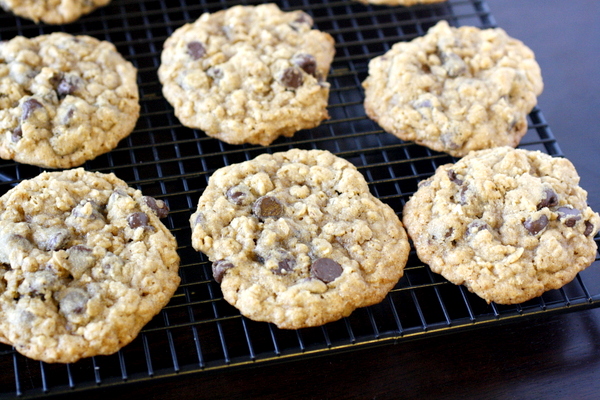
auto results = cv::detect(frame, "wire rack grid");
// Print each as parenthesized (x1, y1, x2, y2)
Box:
(1, 0, 599, 398)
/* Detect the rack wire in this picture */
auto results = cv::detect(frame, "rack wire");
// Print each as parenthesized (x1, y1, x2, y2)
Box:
(1, 0, 599, 398)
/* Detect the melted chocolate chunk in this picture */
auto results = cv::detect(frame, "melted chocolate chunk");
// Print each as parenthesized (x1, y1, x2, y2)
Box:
(187, 41, 206, 60)
(66, 245, 95, 279)
(275, 257, 295, 275)
(226, 187, 248, 206)
(253, 196, 284, 220)
(440, 52, 467, 78)
(212, 260, 234, 283)
(556, 207, 582, 227)
(128, 212, 149, 228)
(280, 67, 303, 89)
(466, 220, 490, 237)
(56, 76, 78, 98)
(584, 221, 595, 237)
(21, 98, 43, 120)
(11, 126, 22, 142)
(447, 169, 463, 185)
(292, 53, 317, 76)
(43, 228, 70, 251)
(311, 258, 342, 283)
(71, 200, 105, 222)
(143, 196, 169, 218)
(537, 188, 559, 209)
(523, 215, 549, 235)
(59, 288, 89, 316)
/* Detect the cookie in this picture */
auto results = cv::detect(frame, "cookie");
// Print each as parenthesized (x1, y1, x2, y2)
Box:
(0, 0, 110, 24)
(402, 147, 599, 304)
(0, 0, 110, 25)
(190, 149, 409, 329)
(158, 4, 335, 146)
(355, 0, 446, 6)
(362, 20, 543, 157)
(0, 168, 180, 363)
(0, 32, 140, 169)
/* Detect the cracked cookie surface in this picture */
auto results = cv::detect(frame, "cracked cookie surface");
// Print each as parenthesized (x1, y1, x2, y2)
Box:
(0, 32, 139, 169)
(402, 147, 599, 304)
(363, 21, 543, 157)
(0, 0, 110, 24)
(158, 4, 335, 146)
(0, 168, 180, 363)
(190, 149, 409, 329)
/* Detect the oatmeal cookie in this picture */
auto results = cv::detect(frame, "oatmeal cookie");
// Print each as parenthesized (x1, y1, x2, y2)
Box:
(363, 20, 543, 157)
(0, 0, 111, 24)
(0, 168, 180, 363)
(190, 149, 409, 329)
(402, 147, 599, 304)
(158, 4, 335, 146)
(0, 32, 140, 169)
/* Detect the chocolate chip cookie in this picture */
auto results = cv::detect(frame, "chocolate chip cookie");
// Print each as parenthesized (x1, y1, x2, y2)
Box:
(0, 32, 140, 169)
(158, 4, 335, 146)
(0, 168, 180, 363)
(0, 0, 110, 24)
(190, 149, 409, 329)
(402, 147, 599, 304)
(363, 21, 543, 157)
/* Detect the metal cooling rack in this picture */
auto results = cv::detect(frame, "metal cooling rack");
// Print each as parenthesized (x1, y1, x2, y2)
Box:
(1, 0, 599, 398)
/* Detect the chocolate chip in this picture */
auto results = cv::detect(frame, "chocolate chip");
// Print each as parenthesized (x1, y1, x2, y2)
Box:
(11, 126, 22, 142)
(187, 41, 206, 60)
(292, 53, 317, 76)
(128, 212, 149, 229)
(59, 288, 89, 316)
(537, 188, 558, 209)
(523, 215, 549, 235)
(207, 67, 223, 81)
(226, 186, 249, 206)
(466, 220, 490, 237)
(413, 99, 433, 108)
(43, 228, 70, 251)
(294, 12, 313, 25)
(21, 98, 43, 120)
(275, 257, 295, 275)
(71, 200, 105, 222)
(447, 169, 463, 185)
(66, 245, 95, 279)
(212, 260, 234, 283)
(440, 51, 467, 78)
(440, 133, 460, 150)
(289, 12, 313, 30)
(253, 196, 284, 220)
(311, 258, 343, 283)
(56, 76, 78, 98)
(458, 185, 468, 205)
(556, 207, 582, 227)
(279, 67, 303, 89)
(584, 221, 595, 237)
(143, 196, 169, 218)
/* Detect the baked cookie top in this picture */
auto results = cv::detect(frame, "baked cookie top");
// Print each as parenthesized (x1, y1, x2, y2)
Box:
(354, 0, 446, 6)
(158, 4, 335, 146)
(0, 0, 110, 24)
(362, 20, 543, 157)
(0, 32, 140, 169)
(190, 149, 409, 329)
(402, 147, 599, 304)
(0, 168, 180, 363)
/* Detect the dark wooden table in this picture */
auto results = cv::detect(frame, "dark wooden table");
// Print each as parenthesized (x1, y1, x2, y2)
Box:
(58, 1, 600, 399)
